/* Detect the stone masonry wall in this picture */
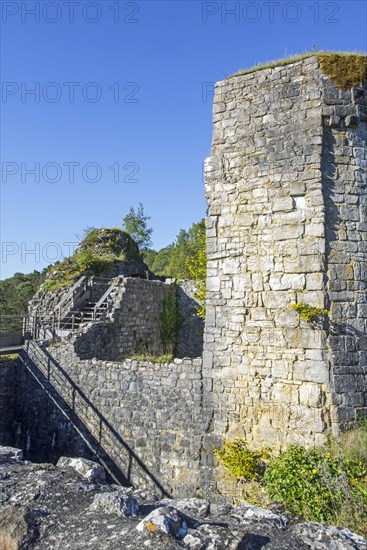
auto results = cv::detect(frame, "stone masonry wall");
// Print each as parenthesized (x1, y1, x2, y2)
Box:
(15, 341, 211, 498)
(322, 97, 367, 426)
(203, 55, 367, 460)
(65, 278, 202, 361)
(73, 278, 174, 360)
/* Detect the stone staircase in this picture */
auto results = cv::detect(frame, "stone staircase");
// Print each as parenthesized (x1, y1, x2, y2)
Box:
(59, 299, 110, 331)
(31, 276, 117, 339)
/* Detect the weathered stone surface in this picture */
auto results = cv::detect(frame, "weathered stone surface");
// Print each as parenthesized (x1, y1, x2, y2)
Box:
(204, 55, 367, 458)
(90, 490, 139, 518)
(291, 522, 367, 549)
(0, 505, 40, 550)
(160, 498, 210, 518)
(183, 523, 242, 549)
(57, 457, 106, 482)
(136, 506, 189, 539)
(0, 449, 366, 549)
(29, 275, 202, 362)
(231, 503, 289, 529)
(0, 446, 23, 463)
(15, 342, 208, 498)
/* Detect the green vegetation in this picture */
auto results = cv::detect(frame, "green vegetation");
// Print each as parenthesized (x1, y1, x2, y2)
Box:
(145, 219, 206, 318)
(264, 445, 344, 522)
(0, 353, 19, 361)
(230, 51, 367, 90)
(160, 287, 180, 356)
(0, 271, 45, 331)
(145, 219, 206, 280)
(185, 221, 206, 318)
(122, 202, 153, 254)
(214, 424, 367, 536)
(319, 53, 367, 90)
(213, 440, 270, 481)
(131, 353, 173, 364)
(290, 302, 329, 324)
(44, 228, 140, 291)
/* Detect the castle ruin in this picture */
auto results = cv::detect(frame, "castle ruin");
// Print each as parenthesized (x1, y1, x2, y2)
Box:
(1, 54, 366, 499)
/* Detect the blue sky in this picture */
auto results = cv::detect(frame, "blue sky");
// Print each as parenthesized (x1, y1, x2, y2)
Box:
(1, 0, 366, 278)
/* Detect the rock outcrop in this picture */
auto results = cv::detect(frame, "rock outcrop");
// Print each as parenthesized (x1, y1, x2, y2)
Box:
(0, 446, 365, 549)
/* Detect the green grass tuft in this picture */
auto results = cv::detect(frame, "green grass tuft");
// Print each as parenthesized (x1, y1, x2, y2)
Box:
(131, 353, 174, 364)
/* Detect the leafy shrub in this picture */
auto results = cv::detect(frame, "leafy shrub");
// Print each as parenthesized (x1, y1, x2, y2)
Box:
(213, 440, 270, 481)
(290, 302, 329, 323)
(263, 445, 343, 522)
(214, 433, 367, 536)
(185, 220, 206, 318)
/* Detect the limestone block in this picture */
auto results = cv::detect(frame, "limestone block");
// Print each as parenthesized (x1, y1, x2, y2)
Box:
(281, 274, 305, 290)
(57, 457, 106, 482)
(273, 225, 304, 241)
(306, 273, 324, 290)
(271, 383, 299, 405)
(91, 490, 139, 517)
(272, 197, 294, 212)
(265, 291, 290, 309)
(275, 310, 299, 328)
(231, 503, 289, 529)
(136, 506, 189, 539)
(272, 361, 289, 379)
(293, 361, 329, 384)
(207, 276, 221, 292)
(299, 382, 322, 407)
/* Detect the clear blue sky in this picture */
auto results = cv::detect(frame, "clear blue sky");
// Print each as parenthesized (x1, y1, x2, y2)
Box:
(1, 0, 366, 278)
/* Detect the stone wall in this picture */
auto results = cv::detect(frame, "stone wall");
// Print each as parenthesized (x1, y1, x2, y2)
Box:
(15, 341, 211, 497)
(323, 114, 367, 427)
(72, 278, 174, 360)
(0, 359, 17, 446)
(203, 55, 367, 456)
(30, 276, 202, 361)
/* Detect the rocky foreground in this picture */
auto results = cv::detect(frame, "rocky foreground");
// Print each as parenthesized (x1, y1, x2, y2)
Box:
(0, 447, 366, 549)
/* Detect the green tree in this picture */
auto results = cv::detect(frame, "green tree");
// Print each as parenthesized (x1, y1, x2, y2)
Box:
(144, 219, 206, 283)
(122, 203, 153, 253)
(185, 220, 206, 318)
(0, 270, 45, 331)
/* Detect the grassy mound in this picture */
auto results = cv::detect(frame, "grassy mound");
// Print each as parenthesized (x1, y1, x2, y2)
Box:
(44, 228, 140, 291)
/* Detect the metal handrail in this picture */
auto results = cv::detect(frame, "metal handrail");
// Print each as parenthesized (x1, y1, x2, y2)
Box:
(55, 276, 87, 314)
(93, 282, 115, 320)
(54, 276, 89, 329)
(31, 276, 120, 337)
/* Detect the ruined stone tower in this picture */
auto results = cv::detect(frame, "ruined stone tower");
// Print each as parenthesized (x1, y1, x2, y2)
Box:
(204, 54, 367, 450)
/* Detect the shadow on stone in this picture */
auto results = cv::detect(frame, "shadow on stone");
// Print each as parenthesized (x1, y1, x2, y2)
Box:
(19, 343, 171, 498)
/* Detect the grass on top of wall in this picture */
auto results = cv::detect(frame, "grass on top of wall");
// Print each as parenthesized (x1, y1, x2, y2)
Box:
(230, 51, 367, 89)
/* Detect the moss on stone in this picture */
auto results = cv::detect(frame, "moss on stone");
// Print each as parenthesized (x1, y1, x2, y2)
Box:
(318, 53, 367, 89)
